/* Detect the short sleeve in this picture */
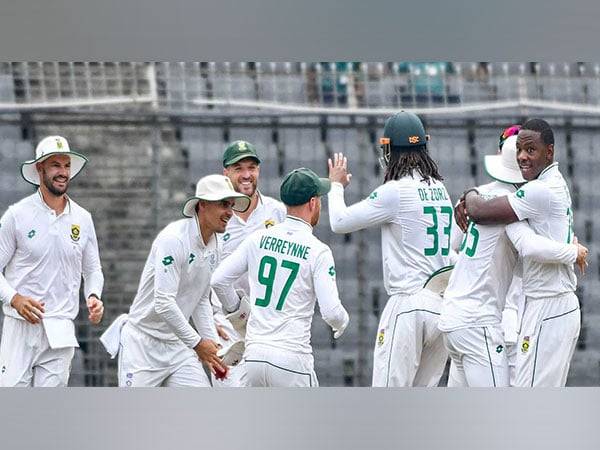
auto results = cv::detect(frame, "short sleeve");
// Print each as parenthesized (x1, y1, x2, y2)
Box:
(507, 181, 549, 221)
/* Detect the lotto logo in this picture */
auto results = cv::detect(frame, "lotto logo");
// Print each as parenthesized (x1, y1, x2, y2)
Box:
(162, 256, 174, 266)
(516, 190, 525, 199)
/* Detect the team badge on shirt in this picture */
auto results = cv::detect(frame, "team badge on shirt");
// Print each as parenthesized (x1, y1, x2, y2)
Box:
(516, 189, 525, 198)
(377, 329, 385, 346)
(521, 336, 530, 353)
(222, 233, 231, 242)
(27, 229, 36, 239)
(264, 219, 275, 228)
(496, 345, 504, 354)
(162, 256, 174, 266)
(207, 251, 218, 270)
(70, 224, 80, 242)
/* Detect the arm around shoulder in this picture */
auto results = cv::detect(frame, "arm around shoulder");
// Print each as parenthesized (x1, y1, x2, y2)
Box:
(465, 191, 518, 225)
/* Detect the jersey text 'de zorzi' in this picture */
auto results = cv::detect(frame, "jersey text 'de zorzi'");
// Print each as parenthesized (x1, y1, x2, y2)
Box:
(328, 177, 454, 296)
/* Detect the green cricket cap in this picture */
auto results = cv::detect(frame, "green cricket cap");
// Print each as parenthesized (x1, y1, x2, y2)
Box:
(222, 140, 261, 167)
(280, 167, 331, 206)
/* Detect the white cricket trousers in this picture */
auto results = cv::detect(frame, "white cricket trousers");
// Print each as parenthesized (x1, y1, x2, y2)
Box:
(245, 344, 318, 387)
(0, 316, 74, 387)
(118, 322, 210, 387)
(444, 325, 509, 387)
(513, 292, 580, 387)
(372, 289, 448, 387)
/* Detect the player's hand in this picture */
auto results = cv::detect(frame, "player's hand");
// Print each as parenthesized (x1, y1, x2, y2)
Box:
(328, 152, 352, 187)
(87, 295, 104, 324)
(333, 311, 350, 339)
(216, 325, 230, 341)
(10, 294, 45, 324)
(573, 236, 588, 275)
(454, 197, 469, 233)
(194, 338, 228, 377)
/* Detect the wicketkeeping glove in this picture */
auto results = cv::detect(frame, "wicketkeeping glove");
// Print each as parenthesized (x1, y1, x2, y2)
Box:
(217, 340, 245, 367)
(225, 290, 251, 335)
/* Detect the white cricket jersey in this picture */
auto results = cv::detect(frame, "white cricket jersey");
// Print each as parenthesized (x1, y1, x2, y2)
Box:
(440, 182, 518, 331)
(0, 191, 103, 321)
(328, 177, 453, 296)
(440, 181, 578, 332)
(220, 192, 286, 258)
(127, 218, 218, 348)
(507, 162, 576, 298)
(212, 191, 286, 332)
(211, 216, 349, 354)
(218, 192, 286, 293)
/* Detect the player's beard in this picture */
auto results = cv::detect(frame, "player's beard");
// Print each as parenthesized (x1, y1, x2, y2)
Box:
(233, 177, 257, 198)
(42, 169, 69, 196)
(310, 203, 321, 227)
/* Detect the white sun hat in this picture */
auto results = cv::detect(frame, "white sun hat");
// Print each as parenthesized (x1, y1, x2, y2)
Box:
(484, 135, 526, 184)
(21, 136, 88, 186)
(182, 174, 251, 217)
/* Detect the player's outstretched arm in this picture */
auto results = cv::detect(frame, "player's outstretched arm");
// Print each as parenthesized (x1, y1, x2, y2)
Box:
(211, 238, 251, 313)
(506, 221, 584, 267)
(328, 178, 398, 234)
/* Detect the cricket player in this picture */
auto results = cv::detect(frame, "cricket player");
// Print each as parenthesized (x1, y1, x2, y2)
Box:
(0, 135, 104, 387)
(211, 140, 286, 387)
(328, 111, 453, 387)
(211, 168, 349, 387)
(102, 174, 249, 387)
(458, 118, 582, 387)
(440, 130, 588, 387)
